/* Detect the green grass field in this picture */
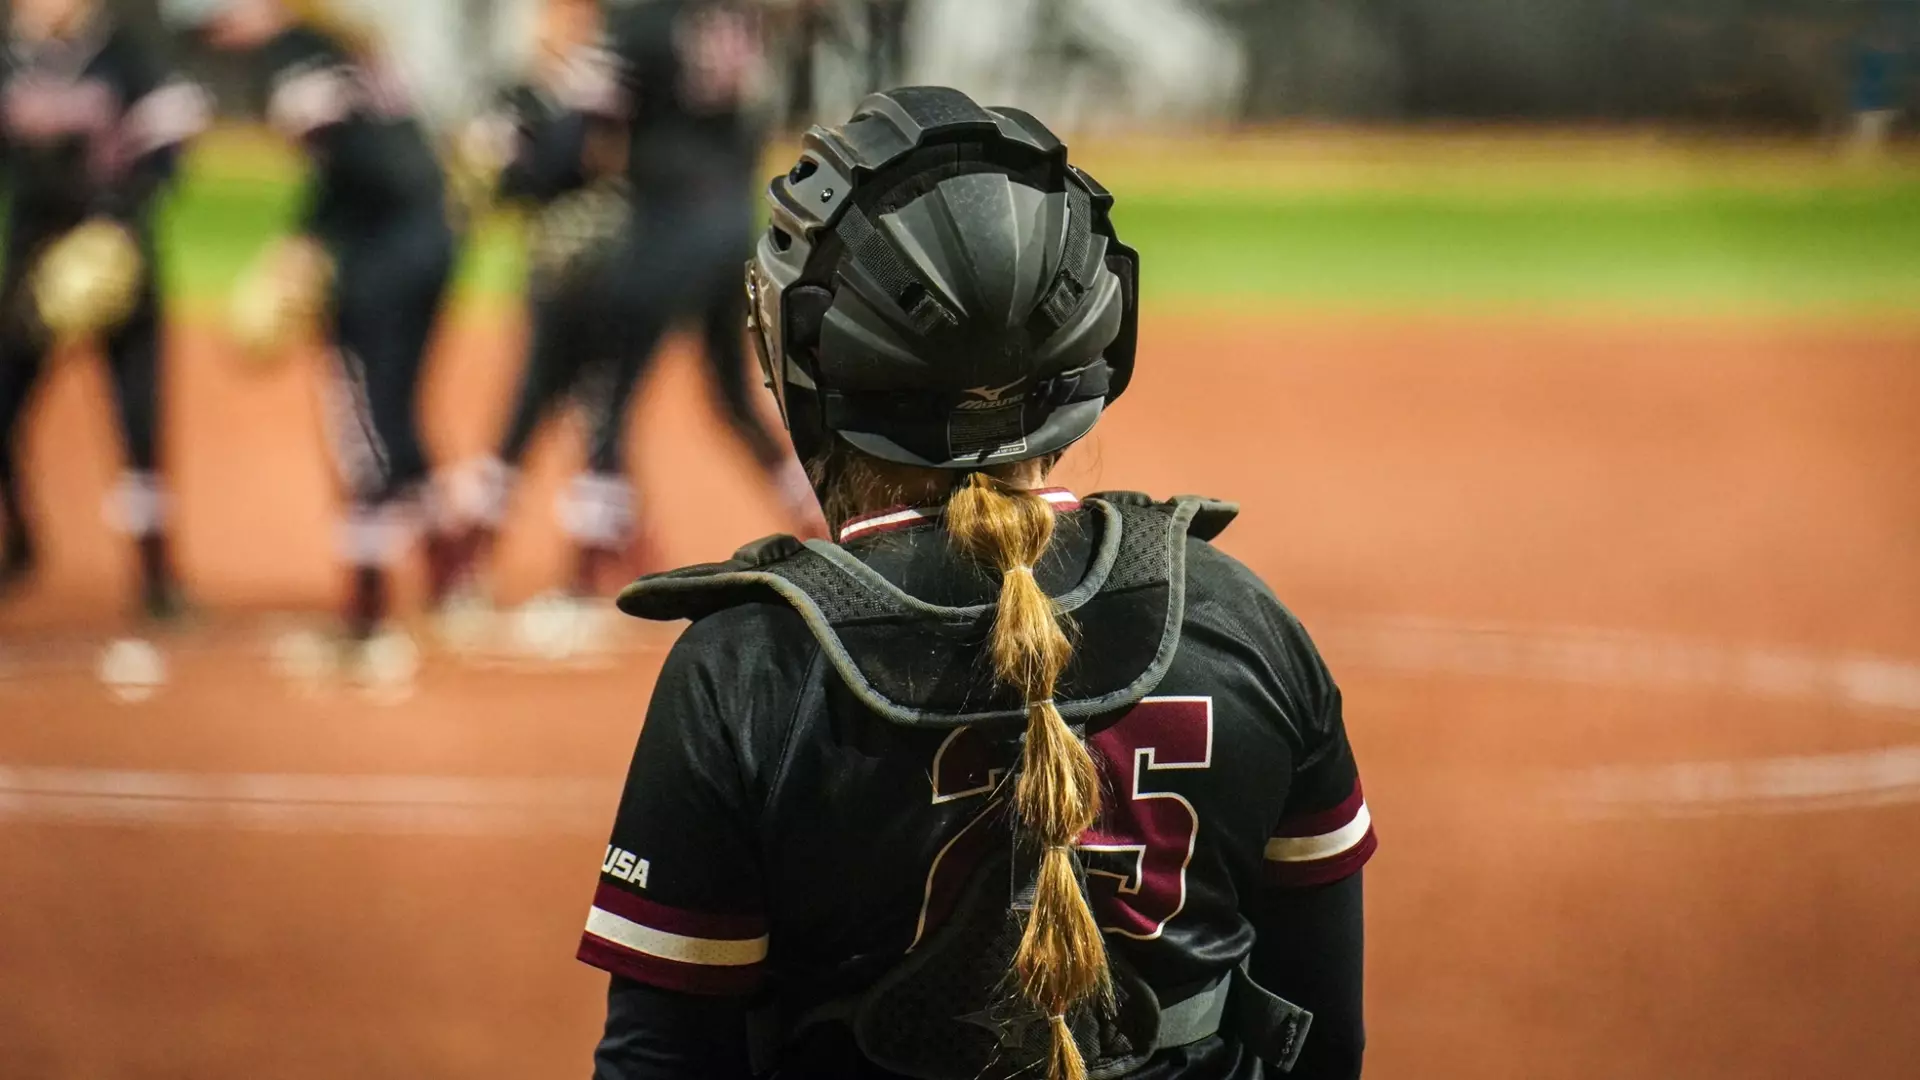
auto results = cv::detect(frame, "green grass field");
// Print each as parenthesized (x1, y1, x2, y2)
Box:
(153, 130, 1920, 316)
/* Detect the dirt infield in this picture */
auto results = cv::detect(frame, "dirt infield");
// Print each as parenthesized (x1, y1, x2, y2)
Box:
(2, 311, 1918, 1079)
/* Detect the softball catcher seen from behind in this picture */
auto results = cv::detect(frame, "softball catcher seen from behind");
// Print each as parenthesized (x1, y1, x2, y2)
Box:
(578, 89, 1373, 1080)
(167, 0, 459, 655)
(0, 0, 208, 617)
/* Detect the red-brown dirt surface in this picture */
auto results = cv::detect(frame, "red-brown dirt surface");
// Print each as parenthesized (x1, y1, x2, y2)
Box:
(3, 310, 1918, 1079)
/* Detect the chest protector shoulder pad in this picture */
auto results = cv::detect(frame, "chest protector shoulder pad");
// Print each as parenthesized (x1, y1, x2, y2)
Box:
(615, 493, 1239, 729)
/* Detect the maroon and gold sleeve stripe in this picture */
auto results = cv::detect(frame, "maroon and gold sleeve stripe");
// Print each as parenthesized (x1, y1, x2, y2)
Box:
(576, 883, 768, 996)
(1263, 780, 1377, 889)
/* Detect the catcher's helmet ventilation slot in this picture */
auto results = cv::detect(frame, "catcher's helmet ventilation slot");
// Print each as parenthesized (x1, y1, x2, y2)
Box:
(896, 281, 927, 314)
(751, 87, 1140, 470)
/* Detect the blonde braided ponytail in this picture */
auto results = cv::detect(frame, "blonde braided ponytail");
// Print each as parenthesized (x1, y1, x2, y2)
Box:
(947, 472, 1109, 1080)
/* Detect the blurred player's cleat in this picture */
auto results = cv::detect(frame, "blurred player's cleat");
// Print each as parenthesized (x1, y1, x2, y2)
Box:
(96, 638, 167, 704)
(515, 591, 578, 661)
(141, 580, 191, 625)
(344, 565, 390, 643)
(270, 626, 339, 693)
(137, 535, 189, 624)
(348, 627, 421, 702)
(269, 623, 420, 701)
(432, 585, 499, 656)
(513, 592, 612, 662)
(569, 598, 616, 659)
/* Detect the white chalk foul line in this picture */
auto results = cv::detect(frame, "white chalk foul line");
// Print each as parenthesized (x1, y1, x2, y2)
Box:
(0, 767, 620, 835)
(1553, 746, 1920, 820)
(1315, 617, 1920, 816)
(1317, 616, 1920, 718)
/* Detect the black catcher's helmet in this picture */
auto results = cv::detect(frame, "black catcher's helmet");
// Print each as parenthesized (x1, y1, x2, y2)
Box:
(747, 86, 1139, 470)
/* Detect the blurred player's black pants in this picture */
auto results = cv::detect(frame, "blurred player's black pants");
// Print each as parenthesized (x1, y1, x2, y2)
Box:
(496, 277, 600, 469)
(319, 208, 455, 635)
(459, 183, 804, 592)
(588, 189, 788, 479)
(321, 210, 455, 514)
(0, 209, 168, 573)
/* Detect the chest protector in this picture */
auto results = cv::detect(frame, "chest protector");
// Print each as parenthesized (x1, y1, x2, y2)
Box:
(616, 493, 1312, 1078)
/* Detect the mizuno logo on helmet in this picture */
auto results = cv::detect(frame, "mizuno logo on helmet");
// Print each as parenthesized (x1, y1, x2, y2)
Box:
(958, 379, 1026, 409)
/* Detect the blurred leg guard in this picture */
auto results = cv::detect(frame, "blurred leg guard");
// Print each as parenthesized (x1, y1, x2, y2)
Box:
(439, 454, 519, 600)
(557, 470, 652, 596)
(335, 500, 414, 640)
(102, 471, 181, 617)
(462, 455, 517, 531)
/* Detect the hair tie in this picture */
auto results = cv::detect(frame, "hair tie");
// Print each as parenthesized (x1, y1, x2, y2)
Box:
(1008, 565, 1035, 577)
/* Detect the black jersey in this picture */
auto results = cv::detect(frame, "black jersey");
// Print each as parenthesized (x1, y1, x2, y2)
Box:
(256, 25, 444, 237)
(0, 18, 206, 224)
(485, 81, 586, 205)
(565, 0, 765, 197)
(579, 492, 1376, 1078)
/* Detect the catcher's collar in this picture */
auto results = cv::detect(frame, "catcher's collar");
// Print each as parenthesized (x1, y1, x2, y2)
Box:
(617, 493, 1239, 729)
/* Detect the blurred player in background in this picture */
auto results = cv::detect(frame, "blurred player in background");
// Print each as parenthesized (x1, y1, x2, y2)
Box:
(441, 0, 639, 609)
(863, 0, 912, 93)
(556, 0, 823, 594)
(166, 0, 459, 652)
(0, 0, 207, 618)
(768, 0, 914, 128)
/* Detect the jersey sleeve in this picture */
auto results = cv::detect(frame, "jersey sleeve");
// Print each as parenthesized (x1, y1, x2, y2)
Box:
(1260, 625, 1377, 890)
(98, 31, 207, 220)
(577, 630, 770, 997)
(112, 31, 208, 162)
(492, 85, 588, 204)
(262, 31, 355, 141)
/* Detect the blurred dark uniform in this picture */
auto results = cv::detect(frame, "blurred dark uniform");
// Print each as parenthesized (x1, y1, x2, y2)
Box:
(490, 79, 612, 473)
(453, 73, 638, 593)
(0, 14, 206, 611)
(253, 23, 455, 632)
(566, 0, 811, 564)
